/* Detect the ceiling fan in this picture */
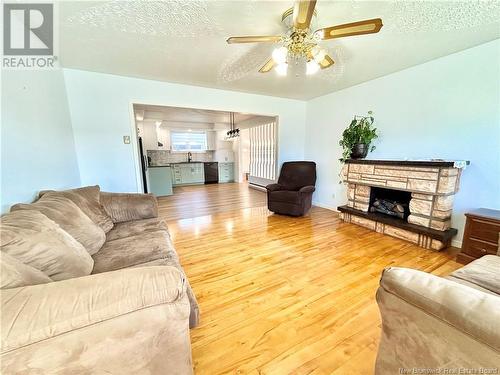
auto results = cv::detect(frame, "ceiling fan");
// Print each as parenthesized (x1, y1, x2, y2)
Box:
(226, 0, 383, 76)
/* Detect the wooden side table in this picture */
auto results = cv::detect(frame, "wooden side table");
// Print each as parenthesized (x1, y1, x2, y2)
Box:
(456, 208, 500, 264)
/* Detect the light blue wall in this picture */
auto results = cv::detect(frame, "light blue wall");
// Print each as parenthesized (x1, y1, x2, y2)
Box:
(3, 40, 498, 245)
(305, 40, 500, 245)
(63, 69, 306, 193)
(1, 70, 81, 213)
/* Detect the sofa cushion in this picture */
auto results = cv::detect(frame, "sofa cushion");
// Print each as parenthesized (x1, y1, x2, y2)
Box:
(446, 275, 498, 296)
(100, 192, 158, 224)
(0, 211, 93, 281)
(450, 255, 500, 295)
(0, 252, 52, 289)
(11, 195, 105, 255)
(106, 218, 168, 242)
(39, 185, 113, 233)
(269, 190, 301, 205)
(92, 231, 175, 274)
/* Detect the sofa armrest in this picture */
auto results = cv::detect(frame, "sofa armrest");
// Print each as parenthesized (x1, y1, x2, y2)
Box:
(299, 185, 315, 194)
(1, 267, 187, 353)
(100, 191, 158, 223)
(375, 267, 500, 373)
(1, 267, 192, 374)
(266, 183, 283, 192)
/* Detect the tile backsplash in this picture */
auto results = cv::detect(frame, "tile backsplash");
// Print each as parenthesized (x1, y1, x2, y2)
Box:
(147, 150, 214, 165)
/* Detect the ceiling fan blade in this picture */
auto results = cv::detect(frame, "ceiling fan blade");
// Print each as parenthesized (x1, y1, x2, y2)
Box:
(316, 18, 383, 40)
(293, 0, 317, 30)
(259, 59, 275, 73)
(318, 55, 334, 69)
(226, 36, 282, 44)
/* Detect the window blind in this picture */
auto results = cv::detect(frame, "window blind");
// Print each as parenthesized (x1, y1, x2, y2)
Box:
(171, 131, 207, 152)
(249, 121, 276, 181)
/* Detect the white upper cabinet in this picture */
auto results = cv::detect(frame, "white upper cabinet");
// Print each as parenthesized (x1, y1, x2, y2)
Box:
(141, 123, 171, 151)
(206, 130, 217, 150)
(142, 123, 158, 151)
(157, 127, 170, 150)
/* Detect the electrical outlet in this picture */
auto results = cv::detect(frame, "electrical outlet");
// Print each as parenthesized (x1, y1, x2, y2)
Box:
(123, 136, 130, 144)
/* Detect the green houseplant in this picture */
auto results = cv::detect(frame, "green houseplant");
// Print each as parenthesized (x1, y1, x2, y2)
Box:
(339, 111, 378, 162)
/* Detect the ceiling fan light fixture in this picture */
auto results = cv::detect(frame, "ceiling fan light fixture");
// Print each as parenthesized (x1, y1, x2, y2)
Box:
(275, 62, 288, 76)
(226, 1, 383, 77)
(272, 47, 288, 64)
(313, 29, 324, 40)
(306, 60, 320, 75)
(311, 45, 326, 63)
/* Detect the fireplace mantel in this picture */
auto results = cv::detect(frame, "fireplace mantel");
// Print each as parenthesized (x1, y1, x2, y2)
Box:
(338, 159, 469, 250)
(345, 159, 469, 168)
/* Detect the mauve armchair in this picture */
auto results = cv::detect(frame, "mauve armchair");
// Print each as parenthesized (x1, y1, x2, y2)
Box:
(266, 161, 317, 216)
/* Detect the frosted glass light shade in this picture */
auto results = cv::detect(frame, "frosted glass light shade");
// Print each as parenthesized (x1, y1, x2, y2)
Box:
(275, 62, 288, 76)
(311, 45, 326, 63)
(306, 60, 320, 75)
(272, 47, 288, 64)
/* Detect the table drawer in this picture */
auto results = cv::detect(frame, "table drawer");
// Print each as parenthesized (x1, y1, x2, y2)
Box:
(463, 238, 498, 258)
(468, 218, 500, 243)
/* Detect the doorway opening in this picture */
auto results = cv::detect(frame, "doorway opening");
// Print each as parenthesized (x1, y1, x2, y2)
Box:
(131, 104, 278, 200)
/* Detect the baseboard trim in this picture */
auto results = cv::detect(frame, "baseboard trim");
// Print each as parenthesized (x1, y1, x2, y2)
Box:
(312, 201, 339, 212)
(249, 183, 267, 192)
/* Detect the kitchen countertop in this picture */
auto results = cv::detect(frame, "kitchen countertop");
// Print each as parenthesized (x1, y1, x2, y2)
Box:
(149, 162, 206, 167)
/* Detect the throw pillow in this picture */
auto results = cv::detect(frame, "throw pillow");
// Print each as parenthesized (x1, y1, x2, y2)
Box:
(0, 252, 53, 289)
(0, 210, 94, 280)
(39, 185, 113, 233)
(11, 195, 105, 255)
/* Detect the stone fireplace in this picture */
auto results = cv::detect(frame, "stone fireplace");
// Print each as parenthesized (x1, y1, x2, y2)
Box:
(338, 159, 469, 250)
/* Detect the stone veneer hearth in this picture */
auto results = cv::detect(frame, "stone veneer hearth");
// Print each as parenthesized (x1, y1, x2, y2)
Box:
(338, 159, 469, 250)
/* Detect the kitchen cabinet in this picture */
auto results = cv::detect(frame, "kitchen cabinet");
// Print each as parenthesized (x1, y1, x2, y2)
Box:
(171, 164, 182, 185)
(141, 123, 170, 151)
(172, 163, 204, 186)
(148, 166, 173, 196)
(157, 127, 170, 150)
(142, 123, 158, 151)
(218, 162, 234, 183)
(206, 130, 217, 151)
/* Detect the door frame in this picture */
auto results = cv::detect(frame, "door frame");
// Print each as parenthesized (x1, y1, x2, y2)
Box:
(128, 101, 279, 193)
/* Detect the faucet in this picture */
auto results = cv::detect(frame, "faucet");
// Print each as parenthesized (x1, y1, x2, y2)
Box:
(187, 152, 192, 163)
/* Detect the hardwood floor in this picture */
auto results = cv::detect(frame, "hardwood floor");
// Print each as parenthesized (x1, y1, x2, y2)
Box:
(158, 183, 462, 374)
(157, 183, 266, 221)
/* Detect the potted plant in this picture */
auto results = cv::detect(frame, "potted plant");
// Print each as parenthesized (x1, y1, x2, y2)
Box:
(339, 111, 378, 162)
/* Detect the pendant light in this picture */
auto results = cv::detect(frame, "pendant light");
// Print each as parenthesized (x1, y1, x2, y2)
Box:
(226, 112, 240, 139)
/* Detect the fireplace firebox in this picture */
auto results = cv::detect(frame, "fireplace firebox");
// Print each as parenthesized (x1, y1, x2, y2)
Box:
(369, 187, 411, 221)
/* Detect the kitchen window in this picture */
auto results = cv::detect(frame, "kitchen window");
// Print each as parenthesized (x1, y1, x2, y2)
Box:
(171, 131, 207, 152)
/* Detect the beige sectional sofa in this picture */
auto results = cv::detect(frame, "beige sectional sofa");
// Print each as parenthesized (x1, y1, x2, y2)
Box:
(1, 186, 198, 374)
(376, 253, 500, 373)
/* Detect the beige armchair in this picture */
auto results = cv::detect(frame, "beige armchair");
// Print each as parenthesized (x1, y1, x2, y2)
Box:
(375, 260, 500, 374)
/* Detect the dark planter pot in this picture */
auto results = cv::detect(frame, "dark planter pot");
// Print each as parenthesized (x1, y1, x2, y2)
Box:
(350, 143, 369, 159)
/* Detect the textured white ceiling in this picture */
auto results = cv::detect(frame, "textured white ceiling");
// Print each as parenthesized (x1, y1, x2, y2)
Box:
(60, 0, 500, 100)
(134, 104, 263, 124)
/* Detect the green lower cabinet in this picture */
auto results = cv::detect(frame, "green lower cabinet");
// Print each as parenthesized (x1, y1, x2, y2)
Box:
(218, 162, 234, 183)
(172, 163, 205, 186)
(148, 167, 173, 196)
(171, 165, 182, 186)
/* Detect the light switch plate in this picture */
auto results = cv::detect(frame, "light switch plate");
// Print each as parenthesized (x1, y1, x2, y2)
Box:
(123, 136, 131, 144)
